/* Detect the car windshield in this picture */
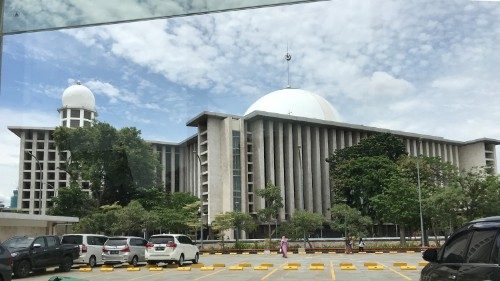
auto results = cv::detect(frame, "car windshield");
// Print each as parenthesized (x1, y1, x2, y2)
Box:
(61, 235, 83, 244)
(149, 236, 174, 244)
(105, 238, 127, 246)
(2, 237, 35, 248)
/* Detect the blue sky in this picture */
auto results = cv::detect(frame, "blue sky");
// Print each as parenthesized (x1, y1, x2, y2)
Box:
(1, 0, 500, 205)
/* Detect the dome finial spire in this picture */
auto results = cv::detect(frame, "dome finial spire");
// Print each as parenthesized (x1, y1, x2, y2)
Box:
(285, 44, 292, 88)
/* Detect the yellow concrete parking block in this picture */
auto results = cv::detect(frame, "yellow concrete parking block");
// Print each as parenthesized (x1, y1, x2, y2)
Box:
(328, 251, 337, 254)
(311, 263, 324, 267)
(309, 265, 325, 270)
(375, 251, 384, 254)
(242, 252, 250, 255)
(418, 261, 429, 266)
(201, 266, 215, 271)
(367, 265, 384, 270)
(364, 262, 378, 267)
(260, 263, 273, 268)
(389, 251, 398, 254)
(358, 251, 367, 254)
(283, 265, 299, 270)
(229, 252, 237, 255)
(213, 263, 226, 268)
(215, 253, 223, 255)
(257, 252, 266, 255)
(202, 253, 211, 256)
(314, 251, 323, 254)
(191, 263, 205, 268)
(287, 262, 301, 267)
(229, 266, 244, 270)
(127, 267, 141, 271)
(339, 262, 353, 267)
(177, 267, 191, 271)
(406, 250, 415, 253)
(340, 265, 356, 270)
(400, 265, 417, 270)
(148, 267, 163, 271)
(254, 266, 269, 270)
(239, 262, 252, 268)
(79, 267, 92, 272)
(100, 267, 114, 272)
(393, 262, 407, 267)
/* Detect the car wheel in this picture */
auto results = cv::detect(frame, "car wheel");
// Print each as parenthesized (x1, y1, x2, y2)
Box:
(177, 254, 184, 266)
(59, 256, 73, 272)
(89, 255, 97, 268)
(192, 253, 199, 264)
(130, 255, 139, 267)
(14, 260, 31, 278)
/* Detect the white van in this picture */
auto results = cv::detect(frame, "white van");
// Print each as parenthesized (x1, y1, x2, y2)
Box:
(61, 234, 108, 267)
(145, 234, 199, 265)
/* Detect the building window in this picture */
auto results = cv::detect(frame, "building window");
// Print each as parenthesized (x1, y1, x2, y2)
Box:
(70, 120, 80, 127)
(62, 120, 67, 127)
(232, 130, 242, 211)
(165, 151, 171, 193)
(71, 109, 80, 118)
(174, 152, 180, 192)
(63, 110, 67, 118)
(84, 110, 91, 119)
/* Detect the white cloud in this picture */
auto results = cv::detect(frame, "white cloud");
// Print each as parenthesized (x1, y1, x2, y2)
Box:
(348, 71, 415, 100)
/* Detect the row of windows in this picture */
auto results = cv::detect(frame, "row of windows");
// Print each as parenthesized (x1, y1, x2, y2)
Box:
(62, 109, 93, 119)
(24, 141, 56, 150)
(232, 130, 242, 211)
(61, 120, 91, 128)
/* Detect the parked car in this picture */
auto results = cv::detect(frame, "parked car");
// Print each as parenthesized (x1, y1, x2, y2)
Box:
(101, 237, 147, 266)
(0, 244, 12, 281)
(61, 234, 108, 267)
(145, 234, 199, 265)
(2, 235, 79, 278)
(421, 216, 500, 281)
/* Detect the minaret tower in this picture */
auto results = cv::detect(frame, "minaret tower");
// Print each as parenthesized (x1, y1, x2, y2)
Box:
(58, 81, 97, 128)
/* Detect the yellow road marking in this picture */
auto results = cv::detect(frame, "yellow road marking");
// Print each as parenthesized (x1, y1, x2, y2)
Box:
(261, 262, 286, 280)
(193, 268, 226, 281)
(330, 261, 336, 281)
(380, 263, 412, 280)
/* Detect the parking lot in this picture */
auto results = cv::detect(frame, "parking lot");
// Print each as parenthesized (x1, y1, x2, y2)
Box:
(23, 252, 425, 281)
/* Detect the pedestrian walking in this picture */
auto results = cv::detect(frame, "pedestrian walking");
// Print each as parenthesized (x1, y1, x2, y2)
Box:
(280, 236, 289, 258)
(358, 238, 365, 252)
(345, 238, 353, 254)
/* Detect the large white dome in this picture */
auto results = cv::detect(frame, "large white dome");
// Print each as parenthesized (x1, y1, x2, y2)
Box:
(245, 88, 340, 121)
(61, 83, 96, 111)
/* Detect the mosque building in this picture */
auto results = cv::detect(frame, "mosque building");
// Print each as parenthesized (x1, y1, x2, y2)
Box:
(8, 81, 499, 237)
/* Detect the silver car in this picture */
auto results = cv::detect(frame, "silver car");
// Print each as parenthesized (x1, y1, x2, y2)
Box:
(102, 236, 147, 266)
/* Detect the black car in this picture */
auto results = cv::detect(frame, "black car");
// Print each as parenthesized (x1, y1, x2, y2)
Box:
(421, 216, 500, 281)
(2, 235, 79, 278)
(0, 244, 13, 281)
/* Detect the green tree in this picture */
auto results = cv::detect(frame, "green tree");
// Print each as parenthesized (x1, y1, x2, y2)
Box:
(371, 176, 420, 245)
(212, 212, 234, 250)
(53, 122, 161, 206)
(231, 212, 257, 243)
(73, 203, 122, 234)
(459, 169, 500, 220)
(330, 204, 372, 241)
(48, 184, 97, 217)
(289, 210, 325, 249)
(114, 200, 150, 235)
(256, 183, 284, 241)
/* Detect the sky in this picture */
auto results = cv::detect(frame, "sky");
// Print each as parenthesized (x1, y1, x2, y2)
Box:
(1, 0, 500, 206)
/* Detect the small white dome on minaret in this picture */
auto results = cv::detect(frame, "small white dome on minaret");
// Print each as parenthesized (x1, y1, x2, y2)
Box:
(61, 82, 96, 112)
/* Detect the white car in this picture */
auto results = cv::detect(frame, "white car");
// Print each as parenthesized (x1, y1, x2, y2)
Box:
(61, 234, 108, 267)
(145, 234, 199, 265)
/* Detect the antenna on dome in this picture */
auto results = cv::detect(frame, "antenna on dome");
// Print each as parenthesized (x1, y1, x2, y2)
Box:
(76, 80, 82, 85)
(285, 44, 292, 88)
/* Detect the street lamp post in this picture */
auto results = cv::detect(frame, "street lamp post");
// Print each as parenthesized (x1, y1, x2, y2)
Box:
(416, 139, 425, 247)
(27, 151, 43, 214)
(193, 150, 204, 250)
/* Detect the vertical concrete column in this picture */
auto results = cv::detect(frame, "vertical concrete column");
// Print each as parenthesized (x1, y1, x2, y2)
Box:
(320, 128, 331, 219)
(252, 120, 266, 210)
(311, 127, 322, 214)
(328, 129, 337, 155)
(42, 131, 49, 214)
(265, 120, 275, 184)
(161, 146, 166, 191)
(419, 140, 423, 156)
(406, 139, 411, 155)
(454, 146, 460, 169)
(425, 141, 430, 157)
(171, 146, 176, 193)
(275, 122, 286, 220)
(17, 131, 25, 211)
(339, 130, 345, 149)
(448, 145, 454, 164)
(179, 148, 185, 192)
(293, 124, 304, 210)
(284, 123, 295, 218)
(354, 131, 361, 144)
(437, 143, 442, 158)
(431, 142, 436, 157)
(346, 131, 353, 147)
(302, 126, 313, 212)
(443, 144, 448, 162)
(412, 140, 418, 156)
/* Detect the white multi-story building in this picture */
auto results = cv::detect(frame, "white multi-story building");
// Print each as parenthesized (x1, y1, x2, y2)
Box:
(9, 84, 499, 236)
